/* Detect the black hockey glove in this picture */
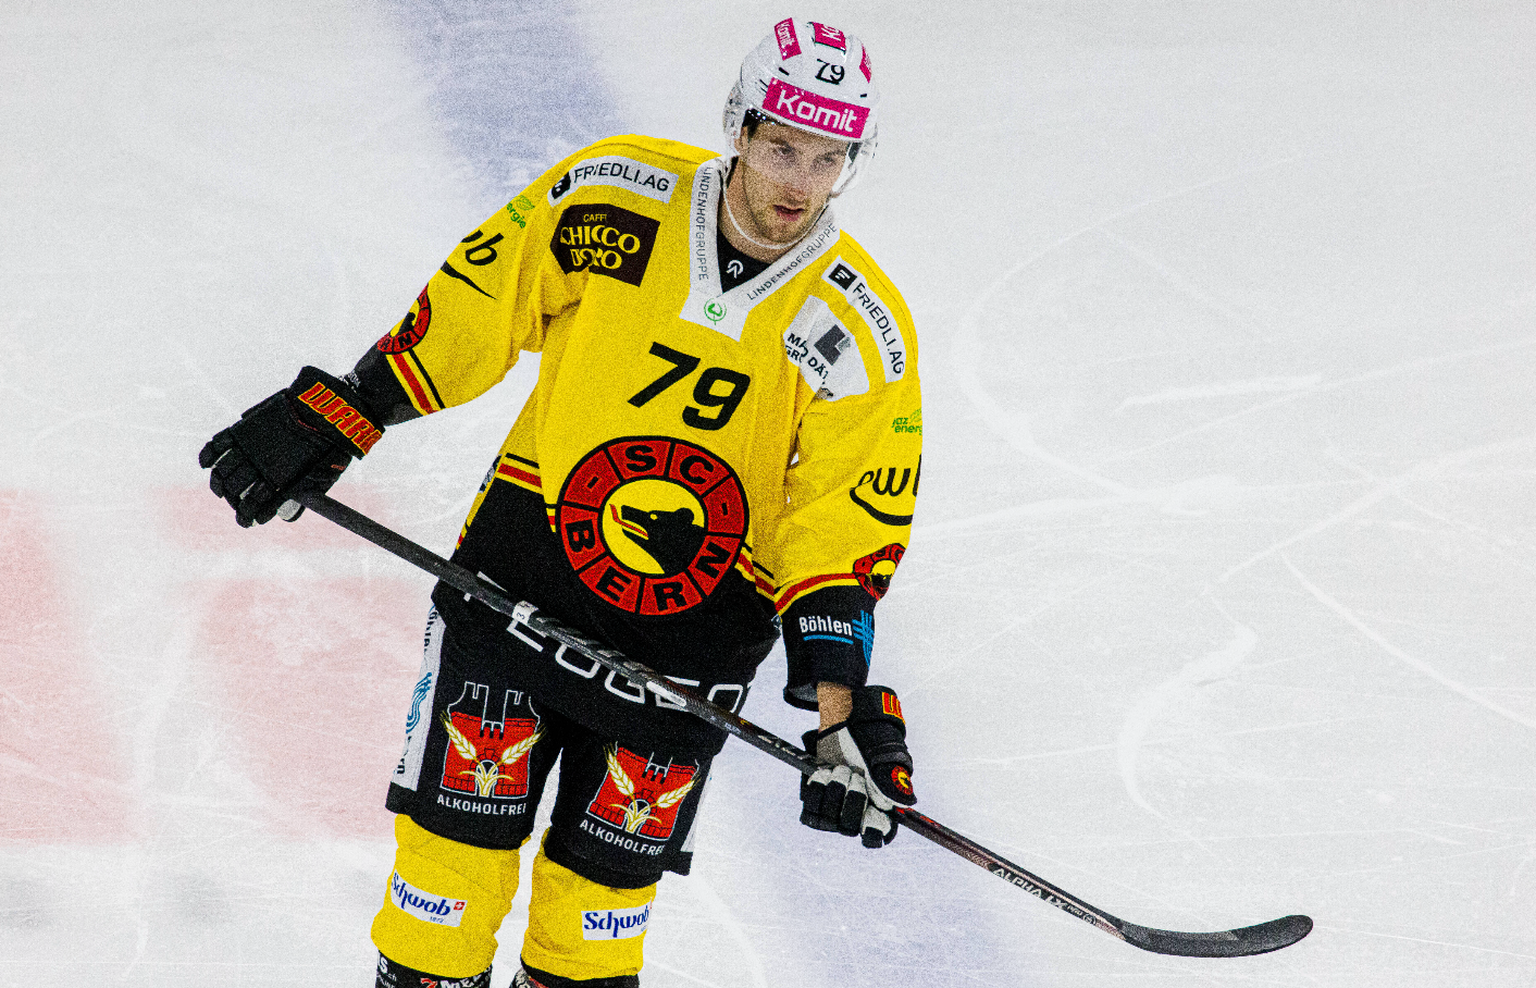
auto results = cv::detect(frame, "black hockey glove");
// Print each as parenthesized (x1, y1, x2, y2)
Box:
(198, 366, 383, 527)
(800, 685, 916, 848)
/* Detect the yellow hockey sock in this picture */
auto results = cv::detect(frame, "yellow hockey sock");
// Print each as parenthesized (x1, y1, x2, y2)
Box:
(371, 815, 523, 977)
(521, 839, 656, 982)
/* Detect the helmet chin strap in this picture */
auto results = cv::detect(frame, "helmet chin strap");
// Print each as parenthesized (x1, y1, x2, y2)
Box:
(722, 159, 824, 255)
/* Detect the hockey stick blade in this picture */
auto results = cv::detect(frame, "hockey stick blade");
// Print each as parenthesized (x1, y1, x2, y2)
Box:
(1118, 914, 1314, 958)
(292, 492, 1313, 958)
(895, 808, 1312, 957)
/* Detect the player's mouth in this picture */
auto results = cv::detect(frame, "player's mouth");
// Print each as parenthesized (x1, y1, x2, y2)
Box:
(773, 204, 806, 222)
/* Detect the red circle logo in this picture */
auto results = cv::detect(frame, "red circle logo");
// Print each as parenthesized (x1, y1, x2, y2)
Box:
(854, 542, 905, 601)
(377, 285, 431, 353)
(556, 438, 748, 616)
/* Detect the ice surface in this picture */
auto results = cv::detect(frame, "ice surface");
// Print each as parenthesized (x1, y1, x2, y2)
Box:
(2, 0, 1533, 985)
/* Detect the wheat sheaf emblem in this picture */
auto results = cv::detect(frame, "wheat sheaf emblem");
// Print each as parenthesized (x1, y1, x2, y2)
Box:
(604, 746, 695, 834)
(441, 713, 542, 797)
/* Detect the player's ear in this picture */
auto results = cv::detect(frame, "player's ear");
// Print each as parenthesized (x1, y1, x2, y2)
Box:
(733, 129, 750, 156)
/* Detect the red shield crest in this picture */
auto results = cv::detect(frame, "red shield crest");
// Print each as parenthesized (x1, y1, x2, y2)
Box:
(585, 746, 698, 841)
(438, 681, 541, 799)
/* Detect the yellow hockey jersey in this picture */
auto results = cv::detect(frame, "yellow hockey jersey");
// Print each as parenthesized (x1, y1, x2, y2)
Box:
(351, 135, 921, 750)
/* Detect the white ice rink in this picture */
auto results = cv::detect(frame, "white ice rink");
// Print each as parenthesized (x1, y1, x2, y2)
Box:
(3, 1, 1534, 985)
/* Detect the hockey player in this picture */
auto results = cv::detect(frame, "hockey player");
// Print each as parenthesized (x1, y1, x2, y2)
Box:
(199, 18, 921, 988)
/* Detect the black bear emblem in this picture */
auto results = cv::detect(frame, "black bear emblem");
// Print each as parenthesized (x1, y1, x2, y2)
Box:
(620, 505, 705, 576)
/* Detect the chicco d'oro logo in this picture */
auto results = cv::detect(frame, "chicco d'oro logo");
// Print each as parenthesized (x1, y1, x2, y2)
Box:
(551, 204, 659, 287)
(557, 438, 748, 616)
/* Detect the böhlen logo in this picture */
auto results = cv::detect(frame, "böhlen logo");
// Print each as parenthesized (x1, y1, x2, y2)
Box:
(797, 612, 875, 665)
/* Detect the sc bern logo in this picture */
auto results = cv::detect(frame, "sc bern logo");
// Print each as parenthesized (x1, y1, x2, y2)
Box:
(854, 543, 905, 601)
(557, 437, 748, 616)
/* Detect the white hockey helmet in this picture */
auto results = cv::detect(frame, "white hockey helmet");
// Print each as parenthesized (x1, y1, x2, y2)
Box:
(723, 17, 880, 195)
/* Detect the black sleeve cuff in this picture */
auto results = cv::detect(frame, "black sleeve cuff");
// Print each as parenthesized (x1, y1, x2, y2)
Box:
(351, 346, 424, 427)
(781, 585, 875, 710)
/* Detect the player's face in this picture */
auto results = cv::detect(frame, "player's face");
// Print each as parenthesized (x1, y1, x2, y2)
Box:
(731, 123, 848, 246)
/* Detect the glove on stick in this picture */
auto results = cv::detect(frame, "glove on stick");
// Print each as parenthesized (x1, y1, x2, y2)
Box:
(800, 685, 916, 848)
(198, 366, 383, 527)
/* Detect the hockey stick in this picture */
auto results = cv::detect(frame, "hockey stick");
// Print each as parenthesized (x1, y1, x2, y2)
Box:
(292, 491, 1312, 958)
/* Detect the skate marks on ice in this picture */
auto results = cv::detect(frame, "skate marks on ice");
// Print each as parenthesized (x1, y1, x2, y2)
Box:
(1281, 554, 1536, 735)
(1116, 373, 1322, 411)
(1220, 432, 1536, 582)
(944, 155, 1307, 517)
(0, 491, 133, 845)
(157, 486, 429, 840)
(1115, 620, 1259, 820)
(650, 871, 771, 988)
(1105, 328, 1536, 467)
(944, 150, 1536, 534)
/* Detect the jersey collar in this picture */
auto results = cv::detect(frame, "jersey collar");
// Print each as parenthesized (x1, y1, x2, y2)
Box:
(679, 156, 840, 341)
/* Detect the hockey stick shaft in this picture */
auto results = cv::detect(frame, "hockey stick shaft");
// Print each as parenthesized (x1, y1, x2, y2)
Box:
(293, 492, 1310, 957)
(293, 492, 816, 773)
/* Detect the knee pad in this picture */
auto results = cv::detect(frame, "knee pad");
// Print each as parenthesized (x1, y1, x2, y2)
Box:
(372, 814, 523, 978)
(521, 837, 656, 984)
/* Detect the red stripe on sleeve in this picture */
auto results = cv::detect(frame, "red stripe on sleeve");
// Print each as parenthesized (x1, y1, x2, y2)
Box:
(388, 352, 436, 413)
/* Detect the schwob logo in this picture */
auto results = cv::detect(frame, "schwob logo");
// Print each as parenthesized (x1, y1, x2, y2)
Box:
(389, 872, 467, 928)
(583, 902, 653, 941)
(557, 438, 748, 616)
